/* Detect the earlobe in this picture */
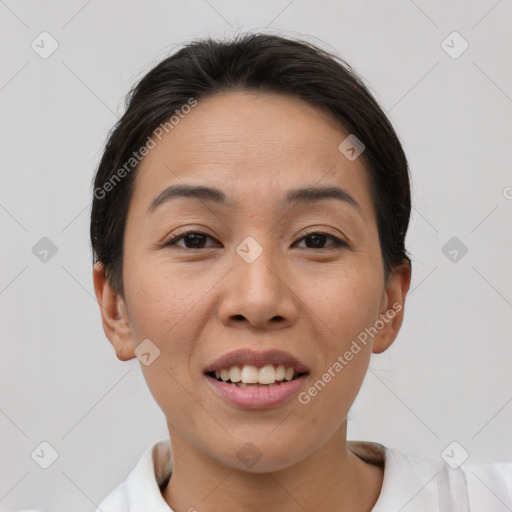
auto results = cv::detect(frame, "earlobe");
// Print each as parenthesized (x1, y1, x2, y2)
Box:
(93, 262, 137, 362)
(372, 261, 412, 354)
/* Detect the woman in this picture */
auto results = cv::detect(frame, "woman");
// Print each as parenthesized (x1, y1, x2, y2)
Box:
(91, 32, 511, 511)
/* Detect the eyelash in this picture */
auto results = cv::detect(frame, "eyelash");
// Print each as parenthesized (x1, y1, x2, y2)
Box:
(161, 229, 348, 250)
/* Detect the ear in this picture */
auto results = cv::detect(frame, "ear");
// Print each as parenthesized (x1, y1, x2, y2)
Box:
(93, 262, 137, 361)
(372, 261, 412, 354)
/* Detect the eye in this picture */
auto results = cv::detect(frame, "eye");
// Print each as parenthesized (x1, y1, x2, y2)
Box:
(162, 230, 219, 250)
(161, 230, 348, 251)
(294, 231, 347, 250)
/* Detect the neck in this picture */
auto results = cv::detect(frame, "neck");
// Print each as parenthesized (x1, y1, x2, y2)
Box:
(162, 422, 384, 512)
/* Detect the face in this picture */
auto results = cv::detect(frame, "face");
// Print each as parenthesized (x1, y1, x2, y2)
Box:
(94, 90, 410, 472)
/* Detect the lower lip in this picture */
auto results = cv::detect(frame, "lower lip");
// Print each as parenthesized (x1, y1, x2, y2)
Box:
(204, 374, 308, 410)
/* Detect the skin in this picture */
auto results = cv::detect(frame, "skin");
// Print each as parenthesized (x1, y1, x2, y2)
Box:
(93, 90, 411, 512)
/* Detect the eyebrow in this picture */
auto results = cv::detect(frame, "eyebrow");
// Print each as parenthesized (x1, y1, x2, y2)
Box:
(147, 184, 361, 215)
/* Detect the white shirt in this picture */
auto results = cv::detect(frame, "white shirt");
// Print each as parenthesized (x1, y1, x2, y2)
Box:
(96, 438, 512, 511)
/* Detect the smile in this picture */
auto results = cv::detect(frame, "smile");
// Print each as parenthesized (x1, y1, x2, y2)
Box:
(203, 369, 309, 410)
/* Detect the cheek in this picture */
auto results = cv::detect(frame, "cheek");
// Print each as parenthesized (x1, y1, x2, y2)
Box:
(304, 264, 383, 347)
(291, 268, 381, 420)
(128, 271, 205, 423)
(124, 255, 204, 339)
(123, 257, 215, 390)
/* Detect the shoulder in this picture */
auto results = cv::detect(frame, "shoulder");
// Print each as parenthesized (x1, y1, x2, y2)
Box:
(350, 441, 512, 510)
(459, 459, 512, 509)
(95, 438, 173, 511)
(350, 441, 440, 510)
(95, 481, 128, 511)
(384, 444, 512, 510)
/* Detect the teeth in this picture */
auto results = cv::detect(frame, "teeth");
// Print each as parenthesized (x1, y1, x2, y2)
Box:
(236, 382, 279, 388)
(241, 365, 259, 384)
(229, 365, 242, 383)
(284, 367, 294, 381)
(212, 364, 301, 385)
(258, 365, 275, 384)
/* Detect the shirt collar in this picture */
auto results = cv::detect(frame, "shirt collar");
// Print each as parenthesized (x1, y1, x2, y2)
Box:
(125, 438, 174, 511)
(126, 438, 391, 511)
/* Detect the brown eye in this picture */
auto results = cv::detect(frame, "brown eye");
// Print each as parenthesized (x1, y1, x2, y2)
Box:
(295, 232, 347, 249)
(163, 231, 218, 250)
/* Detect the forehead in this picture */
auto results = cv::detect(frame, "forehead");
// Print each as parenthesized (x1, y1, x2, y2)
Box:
(131, 91, 375, 221)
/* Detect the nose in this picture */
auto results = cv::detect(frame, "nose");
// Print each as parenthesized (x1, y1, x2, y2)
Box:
(217, 243, 300, 331)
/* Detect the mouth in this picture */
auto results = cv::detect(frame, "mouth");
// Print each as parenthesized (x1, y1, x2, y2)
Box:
(202, 349, 310, 409)
(203, 370, 309, 410)
(202, 348, 310, 388)
(204, 366, 308, 388)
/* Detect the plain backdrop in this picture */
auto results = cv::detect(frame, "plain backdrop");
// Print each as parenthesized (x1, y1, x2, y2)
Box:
(0, 0, 511, 510)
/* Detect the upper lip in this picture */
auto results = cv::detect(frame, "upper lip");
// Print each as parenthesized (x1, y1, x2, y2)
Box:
(203, 349, 310, 374)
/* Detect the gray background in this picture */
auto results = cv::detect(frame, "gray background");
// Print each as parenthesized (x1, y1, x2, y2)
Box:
(1, 0, 511, 510)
